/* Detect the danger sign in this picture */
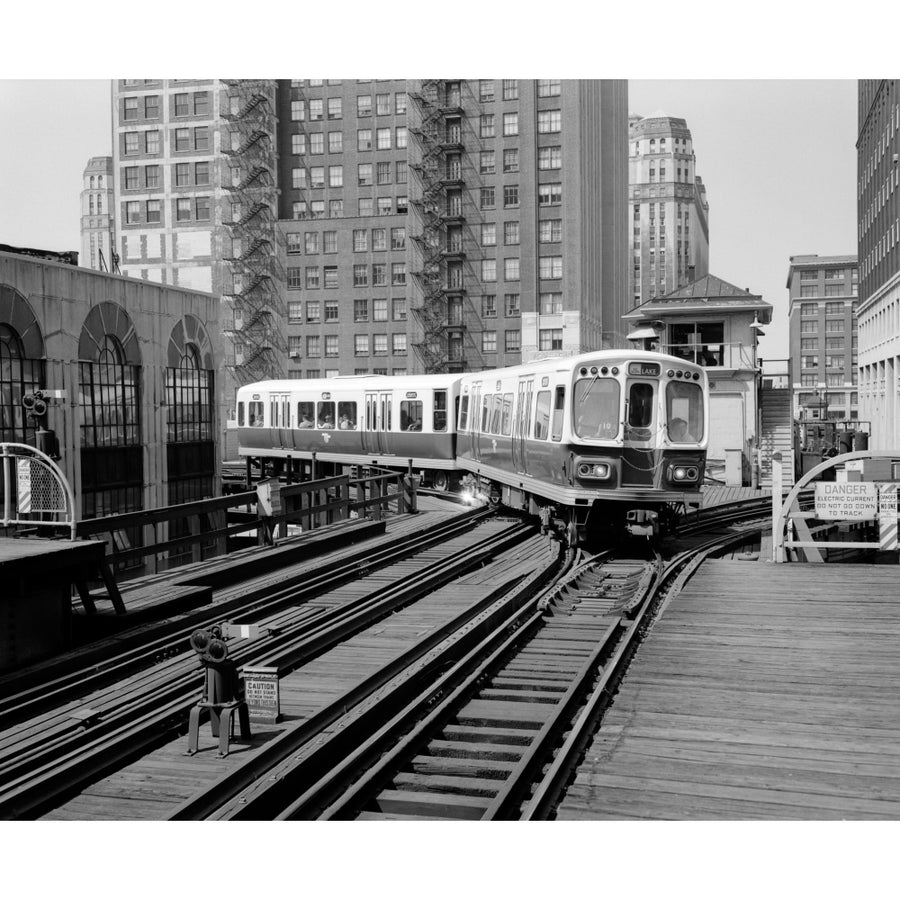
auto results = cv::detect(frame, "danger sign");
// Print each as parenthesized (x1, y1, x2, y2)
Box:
(815, 482, 879, 521)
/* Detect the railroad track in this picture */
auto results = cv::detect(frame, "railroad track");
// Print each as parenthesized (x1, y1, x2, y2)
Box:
(0, 513, 546, 819)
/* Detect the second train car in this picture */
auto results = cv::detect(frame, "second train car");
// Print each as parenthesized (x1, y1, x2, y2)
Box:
(235, 350, 708, 542)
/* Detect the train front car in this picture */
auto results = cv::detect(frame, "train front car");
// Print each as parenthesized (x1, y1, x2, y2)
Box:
(573, 351, 707, 539)
(455, 351, 707, 544)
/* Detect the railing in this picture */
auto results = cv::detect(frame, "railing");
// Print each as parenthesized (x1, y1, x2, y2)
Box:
(0, 443, 76, 539)
(75, 468, 416, 574)
(662, 341, 757, 369)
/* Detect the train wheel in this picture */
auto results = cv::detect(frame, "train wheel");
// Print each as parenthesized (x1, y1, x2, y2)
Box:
(432, 471, 449, 492)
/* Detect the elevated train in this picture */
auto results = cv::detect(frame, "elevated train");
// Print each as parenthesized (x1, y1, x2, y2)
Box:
(236, 350, 708, 543)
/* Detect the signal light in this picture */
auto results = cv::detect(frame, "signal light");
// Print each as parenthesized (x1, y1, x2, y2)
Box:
(23, 390, 48, 417)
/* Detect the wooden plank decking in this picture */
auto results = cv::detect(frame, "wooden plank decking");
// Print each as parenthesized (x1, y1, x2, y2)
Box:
(557, 559, 900, 820)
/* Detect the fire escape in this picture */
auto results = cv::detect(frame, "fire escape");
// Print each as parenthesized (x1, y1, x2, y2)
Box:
(220, 80, 284, 385)
(409, 80, 472, 373)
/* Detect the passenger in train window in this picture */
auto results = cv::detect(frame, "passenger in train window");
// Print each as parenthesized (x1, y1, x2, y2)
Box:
(408, 419, 422, 431)
(339, 413, 354, 429)
(320, 414, 335, 429)
(299, 413, 313, 428)
(669, 417, 695, 442)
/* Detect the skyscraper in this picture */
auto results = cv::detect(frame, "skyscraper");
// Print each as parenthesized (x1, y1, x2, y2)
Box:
(628, 113, 709, 307)
(856, 79, 900, 448)
(80, 157, 115, 272)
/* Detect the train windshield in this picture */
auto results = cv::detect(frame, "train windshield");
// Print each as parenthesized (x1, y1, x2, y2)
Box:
(573, 378, 620, 439)
(666, 381, 704, 442)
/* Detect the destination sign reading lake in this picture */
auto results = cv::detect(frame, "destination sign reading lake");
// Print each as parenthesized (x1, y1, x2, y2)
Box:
(814, 482, 879, 520)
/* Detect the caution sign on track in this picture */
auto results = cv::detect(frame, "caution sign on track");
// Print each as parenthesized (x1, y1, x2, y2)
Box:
(879, 483, 898, 551)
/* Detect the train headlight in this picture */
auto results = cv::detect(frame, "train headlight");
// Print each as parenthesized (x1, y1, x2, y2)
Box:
(577, 462, 612, 480)
(668, 464, 699, 482)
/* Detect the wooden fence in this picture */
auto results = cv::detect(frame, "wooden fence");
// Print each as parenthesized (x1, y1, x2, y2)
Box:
(75, 467, 416, 574)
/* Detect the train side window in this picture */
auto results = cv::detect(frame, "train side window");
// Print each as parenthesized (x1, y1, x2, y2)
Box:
(317, 401, 335, 428)
(500, 393, 514, 436)
(628, 383, 654, 428)
(434, 390, 448, 432)
(298, 401, 315, 427)
(400, 399, 423, 431)
(490, 395, 503, 434)
(481, 394, 493, 432)
(551, 386, 565, 441)
(458, 395, 469, 432)
(237, 402, 245, 427)
(533, 390, 551, 440)
(338, 401, 357, 429)
(248, 401, 264, 426)
(666, 381, 704, 441)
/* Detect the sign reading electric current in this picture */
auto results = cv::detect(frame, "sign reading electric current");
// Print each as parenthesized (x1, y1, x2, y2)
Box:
(814, 482, 879, 521)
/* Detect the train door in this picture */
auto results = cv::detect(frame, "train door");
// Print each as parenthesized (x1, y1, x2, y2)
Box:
(469, 382, 482, 460)
(623, 378, 657, 486)
(270, 392, 292, 449)
(512, 377, 533, 474)
(363, 390, 393, 455)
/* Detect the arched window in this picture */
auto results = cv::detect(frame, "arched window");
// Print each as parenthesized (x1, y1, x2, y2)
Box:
(78, 304, 142, 524)
(97, 195, 103, 214)
(0, 299, 45, 444)
(90, 176, 95, 188)
(98, 175, 103, 187)
(89, 195, 94, 214)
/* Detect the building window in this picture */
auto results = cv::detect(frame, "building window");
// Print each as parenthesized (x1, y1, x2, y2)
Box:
(538, 110, 562, 133)
(325, 335, 339, 357)
(353, 229, 368, 252)
(125, 200, 141, 224)
(324, 266, 338, 288)
(800, 285, 819, 298)
(306, 267, 320, 289)
(391, 227, 406, 250)
(327, 97, 342, 119)
(392, 263, 406, 286)
(372, 228, 387, 251)
(355, 335, 369, 356)
(288, 302, 303, 322)
(502, 79, 518, 101)
(539, 328, 563, 351)
(392, 333, 407, 356)
(194, 197, 210, 221)
(372, 264, 387, 286)
(538, 183, 562, 206)
(482, 331, 497, 353)
(376, 161, 391, 185)
(503, 221, 520, 246)
(395, 92, 407, 115)
(396, 127, 407, 149)
(306, 336, 321, 357)
(482, 223, 497, 247)
(329, 165, 343, 188)
(175, 198, 191, 222)
(480, 187, 495, 209)
(540, 292, 563, 315)
(359, 198, 374, 217)
(306, 301, 320, 323)
(480, 151, 496, 174)
(503, 185, 519, 208)
(376, 127, 391, 150)
(194, 161, 209, 185)
(374, 334, 388, 356)
(503, 149, 519, 173)
(353, 264, 368, 287)
(537, 79, 561, 97)
(504, 259, 520, 282)
(309, 99, 323, 120)
(287, 267, 303, 290)
(393, 298, 407, 321)
(539, 219, 562, 243)
(292, 133, 306, 155)
(145, 200, 161, 224)
(538, 146, 562, 170)
(505, 293, 520, 316)
(503, 112, 519, 136)
(124, 133, 139, 155)
(377, 197, 392, 215)
(479, 80, 495, 102)
(124, 166, 139, 189)
(480, 114, 495, 138)
(373, 298, 388, 321)
(357, 95, 372, 117)
(539, 256, 563, 279)
(353, 299, 368, 322)
(482, 259, 497, 282)
(358, 129, 373, 151)
(482, 295, 497, 318)
(123, 96, 138, 120)
(505, 330, 521, 352)
(193, 127, 208, 150)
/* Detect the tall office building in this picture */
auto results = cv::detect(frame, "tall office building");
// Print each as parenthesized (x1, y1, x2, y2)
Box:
(857, 80, 900, 448)
(80, 157, 115, 272)
(110, 79, 629, 442)
(786, 254, 859, 422)
(628, 113, 709, 307)
(278, 79, 629, 377)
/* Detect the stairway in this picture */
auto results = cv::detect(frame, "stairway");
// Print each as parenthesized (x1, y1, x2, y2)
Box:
(758, 386, 794, 489)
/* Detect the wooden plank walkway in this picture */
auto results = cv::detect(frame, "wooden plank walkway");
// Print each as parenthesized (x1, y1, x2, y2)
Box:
(700, 485, 770, 508)
(41, 524, 553, 820)
(557, 559, 900, 820)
